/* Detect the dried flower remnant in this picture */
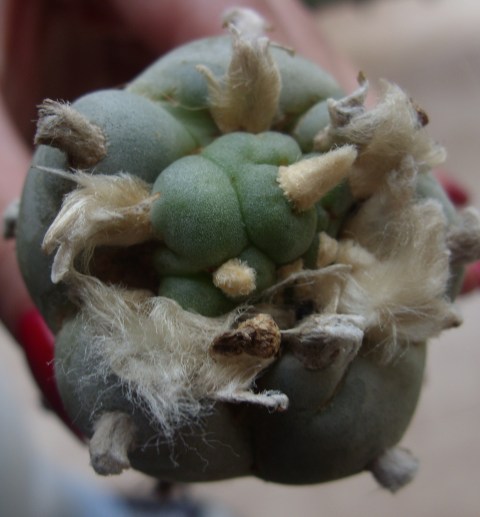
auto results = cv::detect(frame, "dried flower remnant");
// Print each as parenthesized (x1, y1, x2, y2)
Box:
(196, 8, 281, 133)
(14, 6, 480, 490)
(35, 100, 107, 169)
(213, 258, 257, 298)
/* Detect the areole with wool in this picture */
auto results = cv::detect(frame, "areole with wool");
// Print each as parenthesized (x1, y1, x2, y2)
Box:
(15, 7, 480, 490)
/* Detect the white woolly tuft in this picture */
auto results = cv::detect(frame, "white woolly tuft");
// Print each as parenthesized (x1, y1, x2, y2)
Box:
(267, 160, 459, 361)
(222, 7, 270, 39)
(70, 276, 278, 441)
(278, 145, 357, 212)
(336, 197, 458, 361)
(196, 8, 281, 133)
(35, 99, 107, 168)
(370, 447, 419, 492)
(40, 168, 155, 283)
(2, 198, 19, 239)
(316, 80, 446, 199)
(447, 207, 480, 265)
(213, 258, 257, 297)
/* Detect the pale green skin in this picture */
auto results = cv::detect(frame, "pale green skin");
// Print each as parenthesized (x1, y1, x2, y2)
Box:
(55, 315, 426, 484)
(16, 36, 344, 328)
(16, 35, 457, 484)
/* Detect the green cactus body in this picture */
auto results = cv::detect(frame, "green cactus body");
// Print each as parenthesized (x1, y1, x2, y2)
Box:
(17, 34, 344, 328)
(151, 131, 321, 314)
(16, 9, 474, 489)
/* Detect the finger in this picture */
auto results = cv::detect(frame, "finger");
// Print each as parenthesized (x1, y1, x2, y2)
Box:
(16, 308, 82, 435)
(3, 0, 358, 143)
(111, 0, 358, 90)
(2, 0, 158, 141)
(0, 96, 35, 335)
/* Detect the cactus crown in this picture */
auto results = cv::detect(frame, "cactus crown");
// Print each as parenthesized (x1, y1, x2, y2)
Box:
(17, 7, 480, 488)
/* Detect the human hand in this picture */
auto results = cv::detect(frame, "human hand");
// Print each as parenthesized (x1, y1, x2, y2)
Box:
(0, 0, 361, 429)
(1, 0, 476, 428)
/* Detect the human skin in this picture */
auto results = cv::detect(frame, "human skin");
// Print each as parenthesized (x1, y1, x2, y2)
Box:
(0, 0, 356, 337)
(10, 2, 476, 488)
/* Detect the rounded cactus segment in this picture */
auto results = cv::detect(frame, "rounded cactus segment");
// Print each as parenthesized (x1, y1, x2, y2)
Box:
(236, 163, 317, 263)
(251, 342, 427, 484)
(151, 155, 247, 271)
(203, 131, 318, 263)
(35, 99, 107, 169)
(70, 90, 198, 182)
(238, 247, 277, 294)
(293, 99, 332, 152)
(14, 6, 480, 492)
(158, 274, 235, 317)
(208, 131, 301, 167)
(127, 36, 341, 133)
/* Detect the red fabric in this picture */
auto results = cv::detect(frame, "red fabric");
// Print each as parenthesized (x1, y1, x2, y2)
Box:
(16, 309, 83, 438)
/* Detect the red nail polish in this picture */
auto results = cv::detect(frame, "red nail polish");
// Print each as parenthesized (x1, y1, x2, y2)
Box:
(16, 309, 83, 438)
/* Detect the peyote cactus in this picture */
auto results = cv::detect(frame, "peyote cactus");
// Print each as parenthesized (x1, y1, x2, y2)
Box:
(15, 8, 480, 490)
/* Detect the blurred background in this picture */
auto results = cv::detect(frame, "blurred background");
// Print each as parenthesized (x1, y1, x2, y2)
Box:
(1, 0, 479, 515)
